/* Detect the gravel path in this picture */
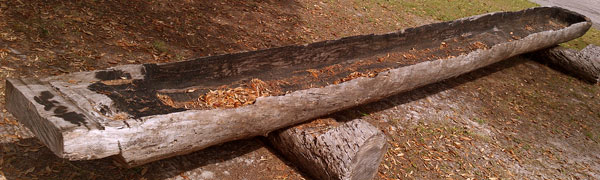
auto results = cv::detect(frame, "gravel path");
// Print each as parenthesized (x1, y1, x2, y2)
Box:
(532, 0, 600, 29)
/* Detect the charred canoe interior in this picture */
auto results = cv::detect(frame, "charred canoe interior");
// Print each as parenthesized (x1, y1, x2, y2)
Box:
(87, 7, 589, 118)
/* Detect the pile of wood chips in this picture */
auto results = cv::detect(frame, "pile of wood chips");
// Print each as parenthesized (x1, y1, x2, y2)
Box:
(334, 71, 378, 84)
(469, 41, 488, 50)
(156, 79, 274, 109)
(199, 78, 272, 108)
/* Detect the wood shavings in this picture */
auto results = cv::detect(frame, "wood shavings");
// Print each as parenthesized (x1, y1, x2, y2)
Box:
(156, 79, 279, 109)
(525, 25, 534, 31)
(156, 93, 176, 107)
(100, 79, 133, 86)
(334, 71, 378, 84)
(440, 42, 448, 49)
(469, 41, 488, 50)
(306, 69, 319, 78)
(110, 113, 129, 120)
(200, 78, 271, 108)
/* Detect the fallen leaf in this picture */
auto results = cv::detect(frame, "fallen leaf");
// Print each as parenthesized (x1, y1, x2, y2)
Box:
(83, 31, 94, 36)
(460, 136, 472, 141)
(24, 167, 35, 175)
(141, 167, 148, 175)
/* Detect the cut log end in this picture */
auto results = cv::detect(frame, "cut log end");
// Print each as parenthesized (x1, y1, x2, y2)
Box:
(349, 131, 387, 180)
(268, 118, 388, 180)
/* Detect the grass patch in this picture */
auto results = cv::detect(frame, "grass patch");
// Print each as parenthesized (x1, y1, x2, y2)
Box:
(384, 0, 537, 21)
(522, 143, 531, 151)
(561, 28, 600, 49)
(473, 117, 486, 124)
(585, 131, 600, 143)
(38, 26, 50, 38)
(152, 40, 169, 53)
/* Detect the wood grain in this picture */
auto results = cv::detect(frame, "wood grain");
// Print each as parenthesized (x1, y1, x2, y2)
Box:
(268, 118, 387, 180)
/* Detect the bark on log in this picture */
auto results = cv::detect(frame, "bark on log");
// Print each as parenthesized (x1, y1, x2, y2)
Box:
(268, 118, 387, 180)
(4, 7, 591, 167)
(527, 45, 600, 83)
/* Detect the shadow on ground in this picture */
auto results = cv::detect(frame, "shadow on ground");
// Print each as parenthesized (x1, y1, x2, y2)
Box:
(1, 137, 263, 179)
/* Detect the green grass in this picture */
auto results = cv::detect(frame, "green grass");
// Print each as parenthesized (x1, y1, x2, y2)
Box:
(372, 0, 537, 21)
(584, 131, 599, 143)
(473, 117, 486, 124)
(562, 28, 600, 49)
(522, 143, 531, 151)
(152, 40, 169, 53)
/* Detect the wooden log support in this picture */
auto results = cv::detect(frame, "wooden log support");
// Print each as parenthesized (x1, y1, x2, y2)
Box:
(268, 118, 387, 180)
(527, 45, 600, 83)
(4, 7, 592, 167)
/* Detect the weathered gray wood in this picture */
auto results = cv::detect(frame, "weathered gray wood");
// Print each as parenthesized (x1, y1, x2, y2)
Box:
(580, 45, 600, 82)
(527, 45, 600, 83)
(5, 78, 113, 159)
(268, 118, 387, 180)
(4, 7, 591, 167)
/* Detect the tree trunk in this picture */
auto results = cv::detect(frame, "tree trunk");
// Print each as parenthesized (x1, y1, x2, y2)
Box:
(268, 118, 387, 180)
(527, 45, 600, 83)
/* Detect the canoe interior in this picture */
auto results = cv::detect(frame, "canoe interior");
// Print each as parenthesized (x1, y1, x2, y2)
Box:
(87, 7, 588, 118)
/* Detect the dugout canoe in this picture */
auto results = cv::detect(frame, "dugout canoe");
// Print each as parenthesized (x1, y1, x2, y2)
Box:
(5, 7, 591, 166)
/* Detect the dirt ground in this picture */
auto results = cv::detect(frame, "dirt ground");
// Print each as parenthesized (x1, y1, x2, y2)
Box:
(0, 1, 599, 179)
